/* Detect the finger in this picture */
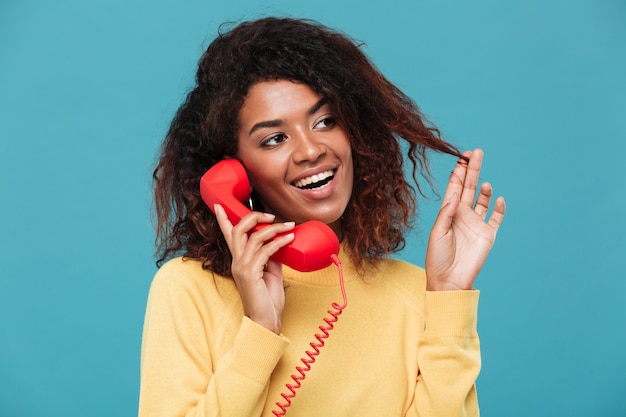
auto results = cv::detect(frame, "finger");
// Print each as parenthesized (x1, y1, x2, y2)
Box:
(233, 231, 294, 286)
(263, 259, 286, 304)
(265, 259, 283, 277)
(442, 151, 472, 208)
(229, 211, 276, 256)
(214, 204, 235, 247)
(236, 222, 295, 269)
(474, 182, 493, 220)
(460, 148, 483, 207)
(230, 227, 294, 286)
(487, 196, 506, 231)
(233, 210, 276, 235)
(245, 222, 295, 252)
(258, 232, 295, 264)
(431, 192, 460, 239)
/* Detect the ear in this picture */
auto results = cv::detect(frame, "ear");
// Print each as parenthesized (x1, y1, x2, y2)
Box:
(249, 189, 265, 213)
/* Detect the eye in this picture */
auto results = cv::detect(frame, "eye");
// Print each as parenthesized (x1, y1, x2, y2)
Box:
(314, 116, 336, 130)
(261, 133, 287, 147)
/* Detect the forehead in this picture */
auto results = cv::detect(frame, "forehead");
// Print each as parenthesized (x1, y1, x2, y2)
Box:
(239, 80, 323, 123)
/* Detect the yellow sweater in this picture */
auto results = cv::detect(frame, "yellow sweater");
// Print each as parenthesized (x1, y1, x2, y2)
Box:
(138, 246, 480, 417)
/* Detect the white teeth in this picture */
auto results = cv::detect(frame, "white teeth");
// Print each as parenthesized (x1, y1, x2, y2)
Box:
(294, 170, 334, 189)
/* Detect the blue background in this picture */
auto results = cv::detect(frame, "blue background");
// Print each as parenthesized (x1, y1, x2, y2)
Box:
(1, 0, 625, 416)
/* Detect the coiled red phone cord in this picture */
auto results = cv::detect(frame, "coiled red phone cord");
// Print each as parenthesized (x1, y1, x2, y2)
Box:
(271, 254, 347, 416)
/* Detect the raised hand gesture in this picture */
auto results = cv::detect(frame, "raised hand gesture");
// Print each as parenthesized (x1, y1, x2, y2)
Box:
(425, 149, 506, 291)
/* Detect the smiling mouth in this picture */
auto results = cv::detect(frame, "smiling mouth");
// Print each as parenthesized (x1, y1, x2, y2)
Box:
(293, 169, 335, 190)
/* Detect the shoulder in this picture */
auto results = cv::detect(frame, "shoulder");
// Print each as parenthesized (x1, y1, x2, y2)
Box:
(351, 257, 428, 316)
(362, 257, 427, 296)
(381, 257, 425, 274)
(151, 257, 208, 290)
(153, 256, 206, 278)
(370, 257, 426, 284)
(147, 257, 238, 307)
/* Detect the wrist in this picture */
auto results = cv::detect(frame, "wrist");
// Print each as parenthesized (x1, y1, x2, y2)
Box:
(426, 281, 473, 291)
(246, 313, 282, 334)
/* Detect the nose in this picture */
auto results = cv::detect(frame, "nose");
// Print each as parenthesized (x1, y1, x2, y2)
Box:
(291, 129, 326, 164)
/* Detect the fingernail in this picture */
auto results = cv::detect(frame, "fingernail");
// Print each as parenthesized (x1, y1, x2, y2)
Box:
(283, 221, 295, 228)
(213, 204, 222, 214)
(264, 212, 275, 219)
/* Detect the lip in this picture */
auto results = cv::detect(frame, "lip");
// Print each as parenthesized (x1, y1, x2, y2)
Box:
(289, 164, 338, 184)
(289, 164, 339, 200)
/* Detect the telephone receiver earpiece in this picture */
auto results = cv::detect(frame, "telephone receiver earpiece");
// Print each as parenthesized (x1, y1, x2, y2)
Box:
(200, 159, 340, 272)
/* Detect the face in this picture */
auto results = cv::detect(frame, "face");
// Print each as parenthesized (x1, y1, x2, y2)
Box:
(236, 80, 353, 235)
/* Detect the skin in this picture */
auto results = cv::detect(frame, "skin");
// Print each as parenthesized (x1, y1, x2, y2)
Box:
(425, 149, 506, 291)
(235, 80, 353, 234)
(214, 80, 506, 333)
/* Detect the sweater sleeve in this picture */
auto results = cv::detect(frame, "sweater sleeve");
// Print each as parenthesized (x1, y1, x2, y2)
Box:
(407, 290, 481, 417)
(137, 267, 290, 417)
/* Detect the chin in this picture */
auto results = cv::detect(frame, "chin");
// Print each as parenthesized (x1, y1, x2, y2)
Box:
(300, 212, 342, 229)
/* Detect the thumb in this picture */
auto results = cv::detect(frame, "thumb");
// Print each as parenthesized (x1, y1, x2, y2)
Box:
(431, 193, 459, 238)
(263, 259, 285, 304)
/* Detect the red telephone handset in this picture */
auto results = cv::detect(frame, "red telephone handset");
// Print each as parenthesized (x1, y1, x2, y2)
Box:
(200, 159, 340, 272)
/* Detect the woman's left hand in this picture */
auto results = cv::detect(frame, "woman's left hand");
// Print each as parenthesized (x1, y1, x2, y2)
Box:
(425, 149, 506, 291)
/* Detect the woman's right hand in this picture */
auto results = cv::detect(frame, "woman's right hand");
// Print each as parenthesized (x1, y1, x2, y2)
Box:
(214, 204, 295, 334)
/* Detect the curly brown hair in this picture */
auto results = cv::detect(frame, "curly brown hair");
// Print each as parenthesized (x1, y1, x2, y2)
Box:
(153, 17, 463, 274)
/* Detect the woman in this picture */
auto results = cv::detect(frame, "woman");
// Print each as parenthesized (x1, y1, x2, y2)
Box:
(139, 17, 505, 417)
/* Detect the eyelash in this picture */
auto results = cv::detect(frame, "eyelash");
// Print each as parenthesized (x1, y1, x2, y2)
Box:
(315, 116, 336, 129)
(261, 134, 287, 147)
(259, 115, 337, 147)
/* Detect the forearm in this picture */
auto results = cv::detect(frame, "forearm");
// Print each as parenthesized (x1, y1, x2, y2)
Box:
(408, 291, 481, 417)
(139, 317, 289, 417)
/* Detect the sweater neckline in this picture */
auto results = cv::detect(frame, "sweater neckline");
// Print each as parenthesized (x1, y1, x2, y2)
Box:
(282, 243, 360, 286)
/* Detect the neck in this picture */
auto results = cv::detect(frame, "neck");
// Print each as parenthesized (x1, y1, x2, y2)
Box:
(282, 241, 358, 286)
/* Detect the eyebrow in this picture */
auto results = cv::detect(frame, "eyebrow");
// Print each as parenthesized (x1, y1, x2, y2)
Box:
(247, 98, 329, 136)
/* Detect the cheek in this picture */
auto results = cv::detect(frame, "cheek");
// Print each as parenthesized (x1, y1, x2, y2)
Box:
(247, 170, 272, 192)
(244, 162, 284, 196)
(345, 150, 354, 182)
